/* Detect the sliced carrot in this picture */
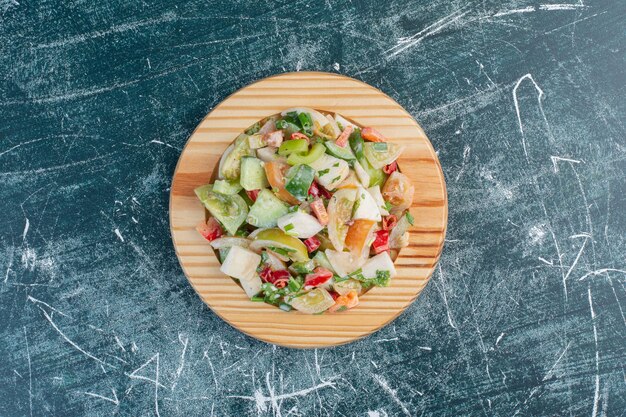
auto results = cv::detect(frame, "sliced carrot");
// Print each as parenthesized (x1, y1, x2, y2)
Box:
(335, 125, 354, 147)
(328, 291, 359, 313)
(310, 198, 329, 226)
(361, 127, 387, 142)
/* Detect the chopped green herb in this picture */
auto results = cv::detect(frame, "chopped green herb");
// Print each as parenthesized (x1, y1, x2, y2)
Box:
(406, 212, 414, 225)
(318, 168, 330, 177)
(374, 270, 391, 287)
(250, 296, 265, 302)
(372, 143, 388, 151)
(291, 261, 314, 275)
(287, 277, 303, 293)
(245, 122, 261, 135)
(287, 205, 299, 213)
(298, 112, 313, 135)
(284, 223, 295, 232)
(384, 201, 393, 211)
(260, 251, 269, 265)
(334, 274, 349, 283)
(331, 176, 341, 184)
(235, 228, 249, 237)
(332, 162, 340, 167)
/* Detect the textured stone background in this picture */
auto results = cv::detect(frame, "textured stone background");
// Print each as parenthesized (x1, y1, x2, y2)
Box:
(1, 0, 624, 416)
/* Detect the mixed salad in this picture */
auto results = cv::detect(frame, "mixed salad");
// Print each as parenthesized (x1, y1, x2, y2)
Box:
(195, 108, 415, 314)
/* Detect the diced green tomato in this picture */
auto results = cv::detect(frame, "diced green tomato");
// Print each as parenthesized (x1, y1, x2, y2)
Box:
(324, 141, 356, 160)
(248, 134, 265, 149)
(221, 134, 254, 180)
(333, 279, 363, 296)
(213, 179, 243, 195)
(363, 142, 405, 169)
(287, 143, 325, 165)
(360, 156, 386, 187)
(195, 185, 248, 236)
(284, 164, 316, 201)
(246, 189, 289, 228)
(278, 139, 308, 156)
(240, 156, 269, 191)
(250, 228, 309, 262)
(313, 250, 334, 273)
(316, 232, 335, 251)
(289, 288, 335, 314)
(297, 112, 313, 135)
(326, 188, 357, 252)
(349, 130, 365, 160)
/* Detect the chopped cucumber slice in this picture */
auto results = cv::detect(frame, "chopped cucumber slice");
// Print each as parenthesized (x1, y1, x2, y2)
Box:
(324, 141, 356, 161)
(240, 156, 269, 191)
(213, 179, 243, 195)
(284, 164, 316, 201)
(195, 185, 248, 235)
(246, 189, 289, 228)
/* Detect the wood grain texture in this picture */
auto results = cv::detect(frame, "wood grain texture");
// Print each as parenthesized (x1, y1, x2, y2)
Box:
(169, 72, 447, 348)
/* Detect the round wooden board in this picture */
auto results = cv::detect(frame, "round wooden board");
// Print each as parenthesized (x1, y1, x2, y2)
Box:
(170, 72, 447, 348)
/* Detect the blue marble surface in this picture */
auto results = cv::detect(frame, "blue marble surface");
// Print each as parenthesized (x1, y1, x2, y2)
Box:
(1, 0, 624, 415)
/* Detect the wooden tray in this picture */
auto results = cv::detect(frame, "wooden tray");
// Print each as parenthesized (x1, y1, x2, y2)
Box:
(169, 72, 447, 348)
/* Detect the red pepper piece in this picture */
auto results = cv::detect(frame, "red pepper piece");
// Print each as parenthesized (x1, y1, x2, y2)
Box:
(335, 125, 354, 147)
(196, 217, 223, 242)
(382, 215, 398, 231)
(303, 235, 321, 253)
(383, 161, 397, 175)
(361, 127, 387, 142)
(246, 189, 260, 202)
(290, 132, 309, 142)
(304, 267, 333, 288)
(372, 229, 390, 254)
